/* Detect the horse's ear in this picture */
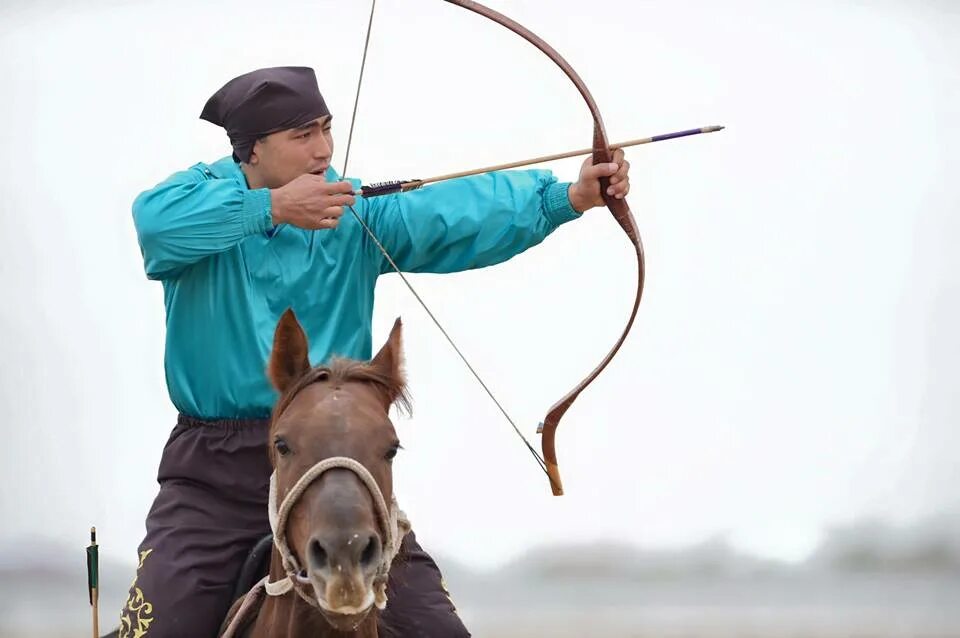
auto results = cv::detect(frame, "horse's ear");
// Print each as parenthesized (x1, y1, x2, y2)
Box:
(370, 317, 406, 406)
(268, 309, 311, 394)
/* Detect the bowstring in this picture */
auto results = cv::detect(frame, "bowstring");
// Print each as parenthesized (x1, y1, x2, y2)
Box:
(338, 0, 551, 480)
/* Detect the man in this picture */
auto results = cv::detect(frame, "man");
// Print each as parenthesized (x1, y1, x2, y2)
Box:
(122, 66, 630, 637)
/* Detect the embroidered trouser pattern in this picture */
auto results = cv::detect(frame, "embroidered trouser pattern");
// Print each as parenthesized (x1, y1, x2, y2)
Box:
(119, 416, 469, 638)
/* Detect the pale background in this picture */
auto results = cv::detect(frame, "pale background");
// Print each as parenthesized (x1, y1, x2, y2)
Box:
(1, 0, 958, 635)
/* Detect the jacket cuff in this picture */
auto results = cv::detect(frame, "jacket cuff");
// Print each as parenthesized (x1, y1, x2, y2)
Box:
(241, 188, 274, 235)
(543, 181, 582, 227)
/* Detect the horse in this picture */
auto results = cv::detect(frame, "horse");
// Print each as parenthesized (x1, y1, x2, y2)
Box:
(218, 308, 412, 637)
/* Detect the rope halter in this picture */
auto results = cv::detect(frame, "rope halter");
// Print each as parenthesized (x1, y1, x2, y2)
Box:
(265, 456, 410, 613)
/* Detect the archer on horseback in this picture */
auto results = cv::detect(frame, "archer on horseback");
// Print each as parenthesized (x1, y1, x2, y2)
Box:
(121, 64, 630, 637)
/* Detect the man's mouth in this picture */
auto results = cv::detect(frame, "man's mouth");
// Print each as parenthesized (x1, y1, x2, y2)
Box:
(310, 166, 328, 176)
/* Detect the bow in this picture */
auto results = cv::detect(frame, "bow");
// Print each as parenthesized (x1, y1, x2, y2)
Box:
(442, 1, 645, 496)
(343, 0, 644, 496)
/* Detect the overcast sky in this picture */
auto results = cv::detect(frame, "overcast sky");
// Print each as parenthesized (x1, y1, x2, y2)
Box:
(0, 0, 957, 573)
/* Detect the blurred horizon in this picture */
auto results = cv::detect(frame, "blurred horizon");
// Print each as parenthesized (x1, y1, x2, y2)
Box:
(4, 508, 960, 636)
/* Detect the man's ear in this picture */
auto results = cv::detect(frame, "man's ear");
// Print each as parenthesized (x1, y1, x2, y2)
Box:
(267, 309, 311, 394)
(247, 137, 266, 166)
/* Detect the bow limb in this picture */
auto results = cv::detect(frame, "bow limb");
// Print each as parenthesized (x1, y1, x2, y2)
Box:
(540, 188, 644, 495)
(442, 0, 646, 495)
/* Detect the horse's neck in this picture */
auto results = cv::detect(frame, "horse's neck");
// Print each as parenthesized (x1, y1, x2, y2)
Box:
(249, 553, 378, 638)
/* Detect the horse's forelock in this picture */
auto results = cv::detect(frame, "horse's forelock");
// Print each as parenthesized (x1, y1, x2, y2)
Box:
(271, 358, 412, 427)
(329, 358, 412, 417)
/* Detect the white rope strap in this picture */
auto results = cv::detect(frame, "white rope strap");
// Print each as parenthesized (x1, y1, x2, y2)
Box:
(266, 456, 410, 611)
(264, 576, 292, 596)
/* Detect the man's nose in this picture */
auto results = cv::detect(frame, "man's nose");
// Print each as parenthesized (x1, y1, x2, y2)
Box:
(313, 134, 332, 159)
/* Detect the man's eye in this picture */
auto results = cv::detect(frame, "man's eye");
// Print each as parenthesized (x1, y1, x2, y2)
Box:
(298, 132, 311, 139)
(275, 438, 292, 456)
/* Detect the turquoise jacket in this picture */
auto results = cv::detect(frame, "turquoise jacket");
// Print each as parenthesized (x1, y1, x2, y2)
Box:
(133, 157, 581, 418)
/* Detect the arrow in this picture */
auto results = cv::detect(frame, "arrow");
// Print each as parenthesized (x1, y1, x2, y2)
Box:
(358, 125, 724, 197)
(86, 527, 99, 638)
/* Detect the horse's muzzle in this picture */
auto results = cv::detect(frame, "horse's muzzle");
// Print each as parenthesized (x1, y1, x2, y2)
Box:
(305, 528, 383, 617)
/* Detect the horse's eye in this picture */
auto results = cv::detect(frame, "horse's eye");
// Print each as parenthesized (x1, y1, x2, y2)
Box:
(275, 438, 292, 456)
(385, 444, 401, 461)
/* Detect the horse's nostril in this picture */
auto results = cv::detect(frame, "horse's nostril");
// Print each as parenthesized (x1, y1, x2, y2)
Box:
(359, 535, 380, 567)
(309, 538, 329, 570)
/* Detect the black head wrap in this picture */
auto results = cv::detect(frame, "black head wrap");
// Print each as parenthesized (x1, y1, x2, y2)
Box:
(200, 66, 330, 163)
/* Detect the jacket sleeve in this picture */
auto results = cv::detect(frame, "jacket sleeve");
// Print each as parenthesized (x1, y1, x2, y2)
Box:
(131, 164, 273, 280)
(358, 170, 581, 274)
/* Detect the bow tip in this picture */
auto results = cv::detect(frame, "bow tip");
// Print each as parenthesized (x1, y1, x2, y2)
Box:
(547, 463, 563, 496)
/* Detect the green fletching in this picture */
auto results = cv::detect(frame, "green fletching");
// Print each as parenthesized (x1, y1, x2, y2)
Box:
(86, 544, 99, 603)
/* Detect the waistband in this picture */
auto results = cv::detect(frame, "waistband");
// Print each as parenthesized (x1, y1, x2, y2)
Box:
(177, 413, 271, 429)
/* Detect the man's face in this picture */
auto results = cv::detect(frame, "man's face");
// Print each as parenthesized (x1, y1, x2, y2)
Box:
(247, 115, 334, 188)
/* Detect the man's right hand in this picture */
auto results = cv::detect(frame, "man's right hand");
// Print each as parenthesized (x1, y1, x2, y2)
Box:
(270, 175, 356, 230)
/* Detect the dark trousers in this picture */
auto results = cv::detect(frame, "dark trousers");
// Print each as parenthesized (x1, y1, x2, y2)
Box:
(119, 416, 469, 637)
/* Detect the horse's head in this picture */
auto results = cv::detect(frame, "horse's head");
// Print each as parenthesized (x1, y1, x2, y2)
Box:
(266, 309, 410, 631)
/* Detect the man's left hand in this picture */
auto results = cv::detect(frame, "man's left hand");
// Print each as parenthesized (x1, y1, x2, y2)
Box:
(567, 148, 631, 213)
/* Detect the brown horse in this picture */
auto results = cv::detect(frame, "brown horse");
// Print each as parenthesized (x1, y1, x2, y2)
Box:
(220, 309, 411, 637)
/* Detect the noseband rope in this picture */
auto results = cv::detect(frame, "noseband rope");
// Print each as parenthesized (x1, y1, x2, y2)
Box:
(267, 456, 409, 611)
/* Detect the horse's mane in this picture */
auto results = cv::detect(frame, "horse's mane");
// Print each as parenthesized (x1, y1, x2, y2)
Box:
(272, 358, 412, 424)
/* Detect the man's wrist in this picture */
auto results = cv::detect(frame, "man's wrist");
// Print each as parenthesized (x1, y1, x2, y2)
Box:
(567, 183, 592, 213)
